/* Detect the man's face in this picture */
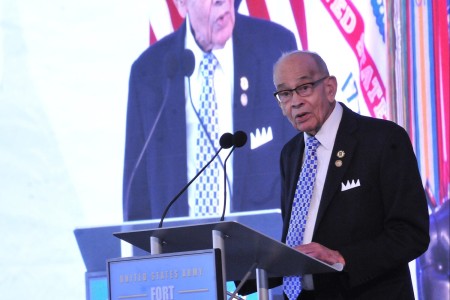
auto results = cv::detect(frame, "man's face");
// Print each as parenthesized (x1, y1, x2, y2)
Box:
(273, 53, 337, 136)
(181, 0, 235, 52)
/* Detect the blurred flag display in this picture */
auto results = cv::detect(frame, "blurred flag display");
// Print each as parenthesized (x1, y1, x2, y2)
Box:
(146, 1, 449, 299)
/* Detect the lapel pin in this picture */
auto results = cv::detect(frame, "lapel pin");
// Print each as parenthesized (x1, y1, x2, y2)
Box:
(335, 160, 343, 167)
(240, 76, 249, 91)
(240, 93, 248, 107)
(337, 150, 345, 158)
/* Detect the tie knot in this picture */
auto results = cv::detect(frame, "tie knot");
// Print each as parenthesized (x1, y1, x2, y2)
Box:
(306, 136, 320, 153)
(200, 53, 218, 79)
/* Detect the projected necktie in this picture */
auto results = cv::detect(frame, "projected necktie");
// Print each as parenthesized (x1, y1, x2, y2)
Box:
(194, 52, 220, 217)
(283, 136, 320, 300)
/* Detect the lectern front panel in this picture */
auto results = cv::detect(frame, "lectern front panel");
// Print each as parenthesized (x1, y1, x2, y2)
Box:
(107, 249, 224, 300)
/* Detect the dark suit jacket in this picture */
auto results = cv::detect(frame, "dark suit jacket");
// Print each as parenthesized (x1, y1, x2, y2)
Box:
(279, 104, 430, 299)
(123, 14, 297, 221)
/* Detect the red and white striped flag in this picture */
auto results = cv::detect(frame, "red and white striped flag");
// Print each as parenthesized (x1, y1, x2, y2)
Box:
(148, 0, 308, 49)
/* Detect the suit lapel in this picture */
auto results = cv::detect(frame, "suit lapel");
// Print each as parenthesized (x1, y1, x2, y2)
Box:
(169, 21, 189, 141)
(287, 137, 306, 210)
(314, 105, 359, 234)
(280, 135, 305, 238)
(161, 22, 189, 183)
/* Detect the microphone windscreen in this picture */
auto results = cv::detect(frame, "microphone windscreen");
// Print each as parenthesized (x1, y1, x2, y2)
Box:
(220, 132, 234, 149)
(182, 49, 195, 77)
(233, 131, 247, 147)
(164, 52, 179, 78)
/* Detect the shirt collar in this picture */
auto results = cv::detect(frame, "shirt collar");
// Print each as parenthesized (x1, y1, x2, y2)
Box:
(304, 102, 343, 150)
(184, 15, 233, 77)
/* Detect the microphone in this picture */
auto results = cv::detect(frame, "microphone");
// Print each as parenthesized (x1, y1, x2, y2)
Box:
(233, 130, 248, 148)
(159, 132, 234, 228)
(181, 49, 195, 77)
(123, 49, 195, 220)
(220, 131, 248, 221)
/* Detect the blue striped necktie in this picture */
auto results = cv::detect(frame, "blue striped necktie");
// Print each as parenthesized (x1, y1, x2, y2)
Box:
(283, 136, 320, 299)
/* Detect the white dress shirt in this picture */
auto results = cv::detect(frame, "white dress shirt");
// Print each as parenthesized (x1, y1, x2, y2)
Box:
(302, 102, 343, 290)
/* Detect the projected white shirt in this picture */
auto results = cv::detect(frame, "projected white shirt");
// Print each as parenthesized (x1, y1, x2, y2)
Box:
(184, 18, 234, 217)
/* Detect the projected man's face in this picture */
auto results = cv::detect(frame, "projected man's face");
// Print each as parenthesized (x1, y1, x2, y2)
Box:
(174, 0, 235, 52)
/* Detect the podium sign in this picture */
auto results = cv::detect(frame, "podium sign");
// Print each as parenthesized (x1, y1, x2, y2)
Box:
(108, 249, 224, 300)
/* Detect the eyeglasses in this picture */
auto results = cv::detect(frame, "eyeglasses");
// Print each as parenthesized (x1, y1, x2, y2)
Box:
(273, 76, 329, 104)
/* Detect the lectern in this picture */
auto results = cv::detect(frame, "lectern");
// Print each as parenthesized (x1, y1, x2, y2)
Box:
(111, 221, 342, 299)
(75, 209, 286, 299)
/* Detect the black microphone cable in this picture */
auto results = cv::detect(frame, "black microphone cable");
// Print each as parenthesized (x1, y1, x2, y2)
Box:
(159, 132, 234, 228)
(220, 131, 247, 222)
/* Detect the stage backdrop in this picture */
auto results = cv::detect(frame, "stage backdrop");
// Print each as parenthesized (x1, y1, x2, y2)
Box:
(0, 1, 447, 299)
(147, 0, 449, 299)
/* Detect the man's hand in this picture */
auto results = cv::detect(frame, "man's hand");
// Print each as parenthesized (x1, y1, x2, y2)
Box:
(295, 242, 346, 266)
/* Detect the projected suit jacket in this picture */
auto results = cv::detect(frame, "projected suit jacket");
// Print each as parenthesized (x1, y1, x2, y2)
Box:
(123, 14, 297, 221)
